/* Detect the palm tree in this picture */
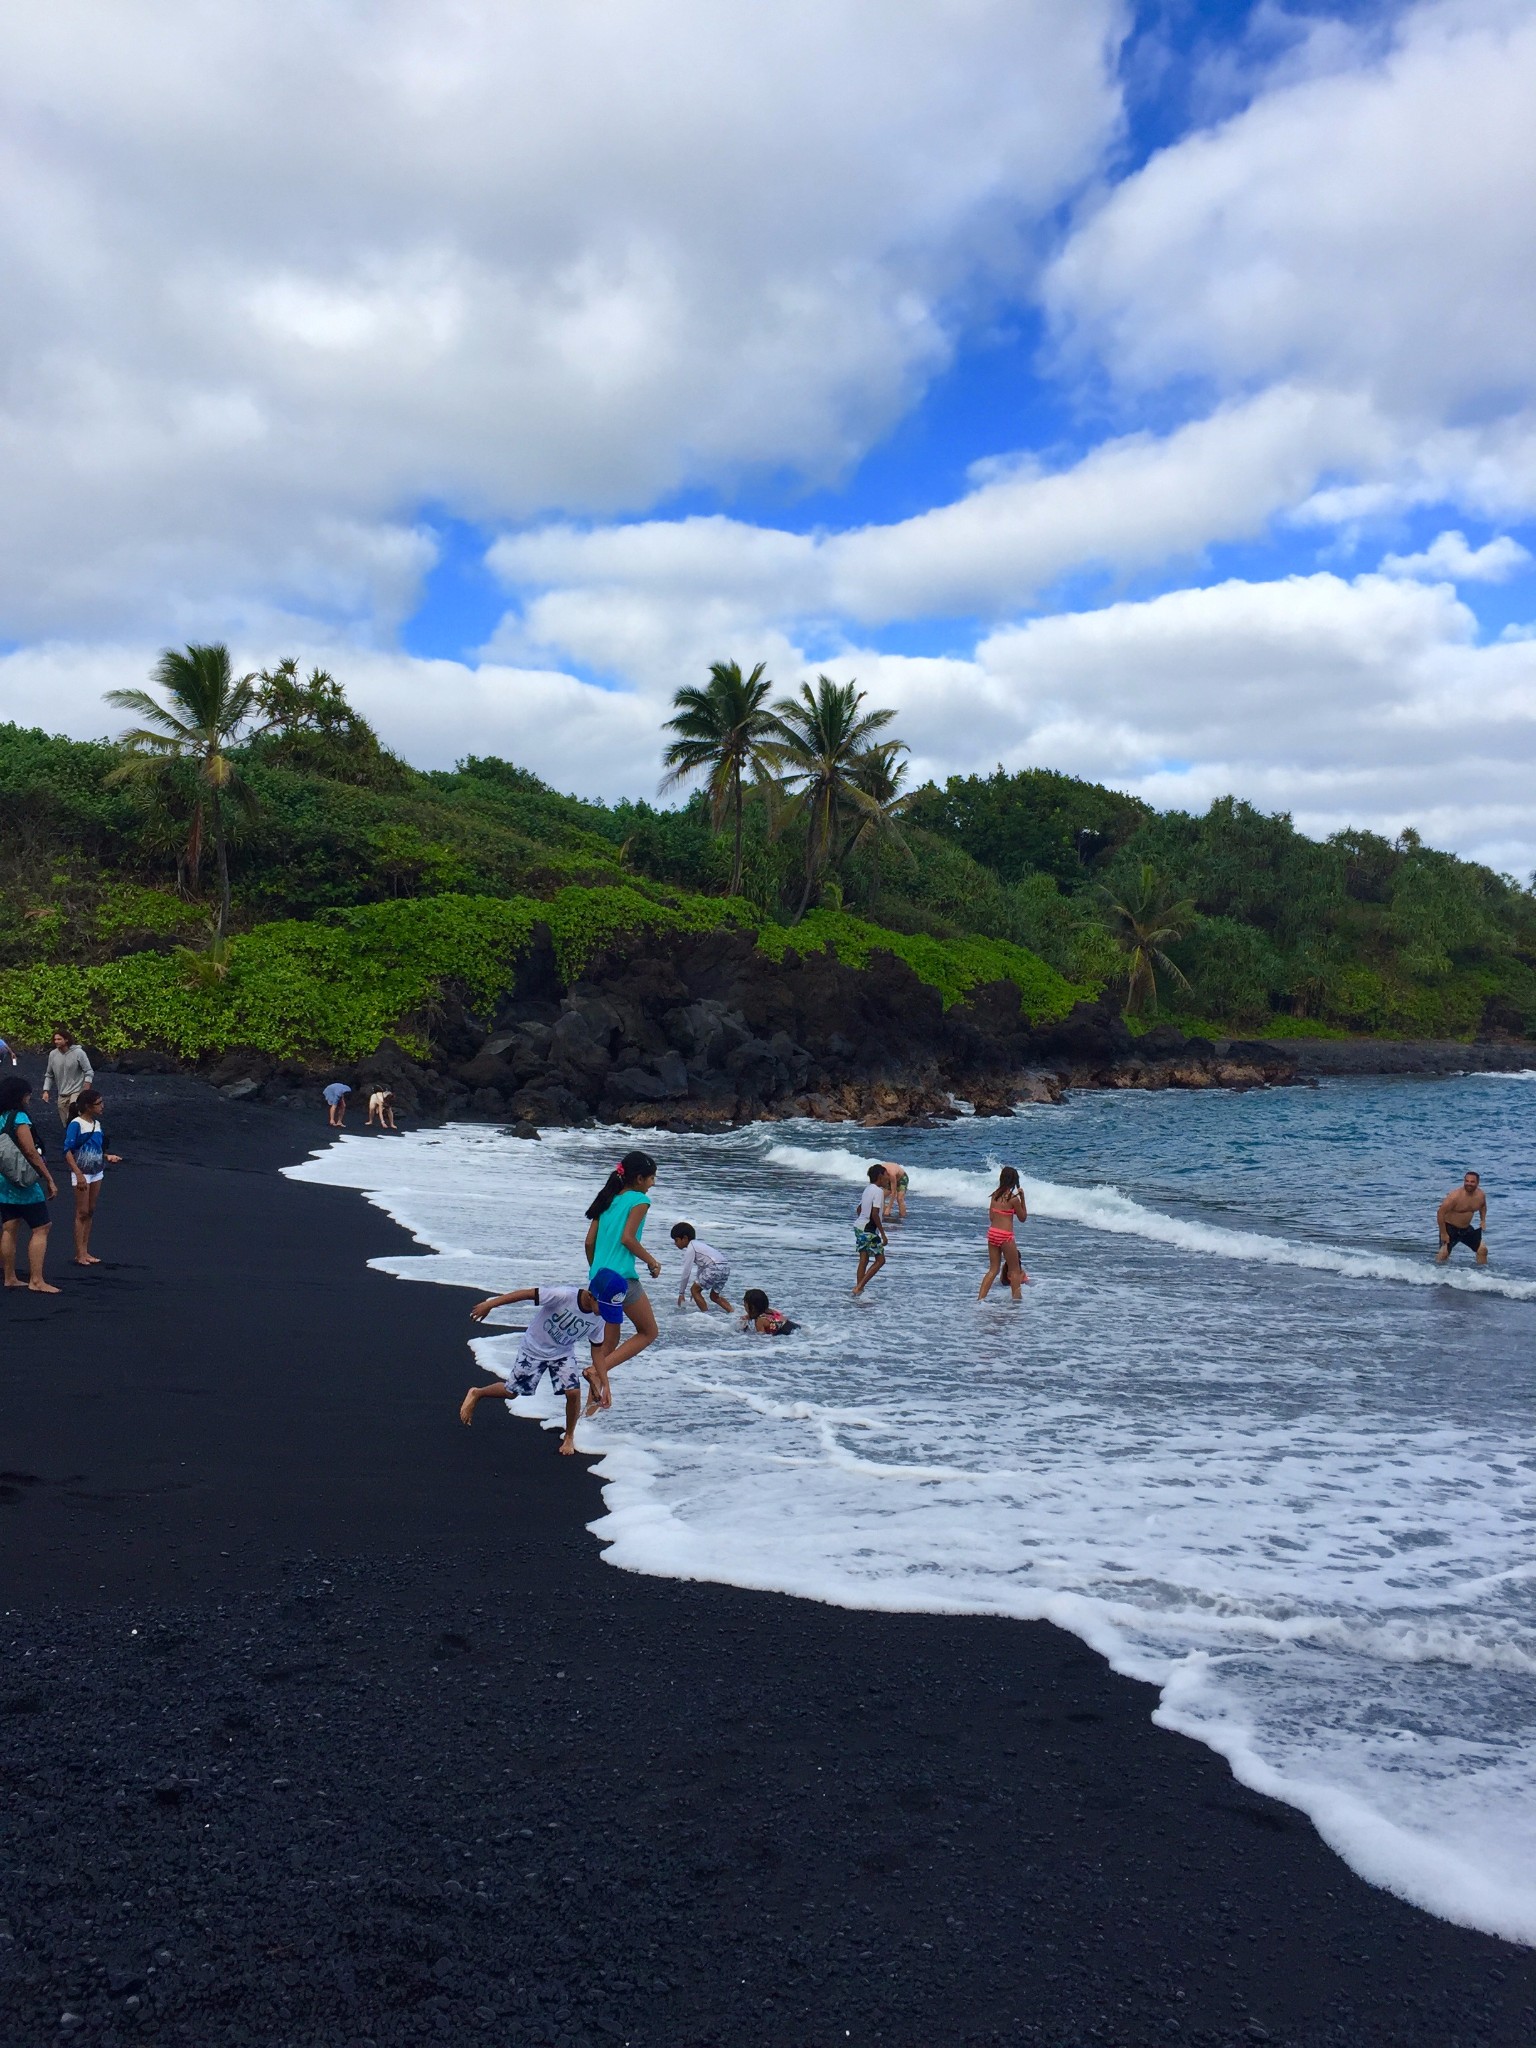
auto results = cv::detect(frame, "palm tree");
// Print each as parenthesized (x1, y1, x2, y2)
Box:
(1096, 863, 1196, 1015)
(841, 740, 919, 871)
(107, 644, 262, 938)
(766, 676, 897, 919)
(659, 661, 778, 897)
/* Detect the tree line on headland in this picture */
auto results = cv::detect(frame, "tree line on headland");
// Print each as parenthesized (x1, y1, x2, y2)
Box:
(1, 643, 1533, 1062)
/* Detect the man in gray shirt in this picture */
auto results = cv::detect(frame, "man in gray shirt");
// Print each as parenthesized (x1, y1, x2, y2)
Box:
(42, 1028, 94, 1128)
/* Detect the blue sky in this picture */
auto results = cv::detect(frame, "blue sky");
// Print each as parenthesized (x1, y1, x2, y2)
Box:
(3, 0, 1535, 866)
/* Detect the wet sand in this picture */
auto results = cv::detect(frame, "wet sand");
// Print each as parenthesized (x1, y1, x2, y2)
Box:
(2, 1073, 1532, 2046)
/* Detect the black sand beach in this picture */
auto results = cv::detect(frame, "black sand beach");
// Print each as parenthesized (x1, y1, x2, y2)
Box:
(4, 1076, 1534, 2047)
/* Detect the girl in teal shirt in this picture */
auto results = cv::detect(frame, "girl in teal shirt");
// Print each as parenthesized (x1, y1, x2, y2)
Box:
(582, 1148, 662, 1413)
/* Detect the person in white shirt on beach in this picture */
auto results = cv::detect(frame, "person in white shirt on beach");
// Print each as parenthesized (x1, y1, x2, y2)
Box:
(670, 1221, 733, 1311)
(458, 1272, 640, 1456)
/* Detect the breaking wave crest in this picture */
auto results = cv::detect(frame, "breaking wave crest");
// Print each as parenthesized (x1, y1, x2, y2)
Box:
(764, 1141, 1536, 1300)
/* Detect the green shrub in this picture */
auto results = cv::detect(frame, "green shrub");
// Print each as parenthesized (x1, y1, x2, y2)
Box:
(544, 884, 756, 981)
(0, 886, 1083, 1059)
(92, 884, 203, 942)
(755, 908, 1086, 1023)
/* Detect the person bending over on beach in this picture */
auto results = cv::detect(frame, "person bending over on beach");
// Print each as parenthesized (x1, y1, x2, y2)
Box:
(63, 1087, 122, 1267)
(461, 1279, 628, 1455)
(0, 1074, 60, 1294)
(881, 1162, 909, 1222)
(852, 1164, 890, 1297)
(323, 1081, 351, 1128)
(671, 1221, 733, 1312)
(583, 1149, 663, 1413)
(740, 1288, 798, 1335)
(365, 1087, 397, 1131)
(1436, 1171, 1488, 1266)
(978, 1165, 1029, 1299)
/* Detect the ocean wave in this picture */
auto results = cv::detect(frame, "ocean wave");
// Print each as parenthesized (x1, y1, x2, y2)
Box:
(765, 1141, 1536, 1301)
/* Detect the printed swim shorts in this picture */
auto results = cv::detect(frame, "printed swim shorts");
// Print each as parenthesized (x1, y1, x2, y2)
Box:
(854, 1227, 885, 1256)
(502, 1346, 586, 1397)
(693, 1255, 730, 1292)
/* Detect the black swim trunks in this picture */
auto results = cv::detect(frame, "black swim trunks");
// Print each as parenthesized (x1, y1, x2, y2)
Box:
(1445, 1223, 1483, 1253)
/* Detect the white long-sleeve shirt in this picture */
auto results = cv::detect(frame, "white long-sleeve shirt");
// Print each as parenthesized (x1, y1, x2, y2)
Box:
(677, 1239, 729, 1293)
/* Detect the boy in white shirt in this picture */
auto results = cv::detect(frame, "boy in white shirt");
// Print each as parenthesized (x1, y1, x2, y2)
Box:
(459, 1274, 628, 1455)
(670, 1221, 733, 1312)
(853, 1164, 890, 1297)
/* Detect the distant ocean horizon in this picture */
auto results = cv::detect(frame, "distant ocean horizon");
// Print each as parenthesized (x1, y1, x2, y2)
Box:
(291, 1073, 1536, 1947)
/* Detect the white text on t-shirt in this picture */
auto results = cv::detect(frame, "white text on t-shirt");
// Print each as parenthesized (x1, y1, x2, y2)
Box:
(520, 1285, 605, 1361)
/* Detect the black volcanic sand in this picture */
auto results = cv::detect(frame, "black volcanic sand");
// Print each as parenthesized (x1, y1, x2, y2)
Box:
(3, 1077, 1533, 2048)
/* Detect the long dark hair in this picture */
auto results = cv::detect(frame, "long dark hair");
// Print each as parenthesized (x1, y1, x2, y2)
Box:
(585, 1148, 658, 1221)
(0, 1074, 32, 1115)
(990, 1165, 1020, 1203)
(743, 1289, 770, 1318)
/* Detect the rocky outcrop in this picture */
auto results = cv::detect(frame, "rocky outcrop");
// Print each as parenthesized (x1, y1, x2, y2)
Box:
(136, 922, 1326, 1127)
(1267, 1037, 1536, 1077)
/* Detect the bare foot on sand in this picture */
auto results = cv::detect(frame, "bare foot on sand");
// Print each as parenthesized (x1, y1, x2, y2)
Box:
(559, 1435, 578, 1455)
(28, 1280, 61, 1294)
(73, 1255, 101, 1266)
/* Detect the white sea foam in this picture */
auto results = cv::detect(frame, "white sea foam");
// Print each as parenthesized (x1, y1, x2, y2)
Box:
(291, 1094, 1536, 1947)
(766, 1140, 1536, 1300)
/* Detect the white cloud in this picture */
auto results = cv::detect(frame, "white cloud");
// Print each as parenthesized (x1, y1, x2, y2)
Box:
(0, 0, 1125, 641)
(489, 386, 1394, 630)
(0, 639, 656, 800)
(1047, 1, 1536, 420)
(1379, 530, 1533, 583)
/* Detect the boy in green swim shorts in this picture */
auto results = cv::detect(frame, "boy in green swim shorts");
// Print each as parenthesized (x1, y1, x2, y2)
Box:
(852, 1163, 890, 1297)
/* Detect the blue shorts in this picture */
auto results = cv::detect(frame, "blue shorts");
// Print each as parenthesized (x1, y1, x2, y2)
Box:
(502, 1348, 586, 1397)
(854, 1227, 885, 1257)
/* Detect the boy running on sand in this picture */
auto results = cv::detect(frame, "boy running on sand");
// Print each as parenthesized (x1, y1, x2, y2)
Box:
(853, 1164, 890, 1297)
(671, 1222, 733, 1312)
(460, 1274, 633, 1455)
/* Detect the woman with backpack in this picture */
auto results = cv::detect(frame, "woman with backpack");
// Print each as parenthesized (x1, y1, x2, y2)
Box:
(0, 1073, 60, 1294)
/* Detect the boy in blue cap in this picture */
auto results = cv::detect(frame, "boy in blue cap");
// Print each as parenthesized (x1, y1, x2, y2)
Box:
(458, 1270, 634, 1455)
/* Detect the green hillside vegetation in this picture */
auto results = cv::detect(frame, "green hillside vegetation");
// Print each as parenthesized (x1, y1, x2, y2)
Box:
(1, 648, 1532, 1061)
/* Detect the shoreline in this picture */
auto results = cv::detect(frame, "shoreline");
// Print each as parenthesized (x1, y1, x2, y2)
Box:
(4, 1073, 1535, 2045)
(23, 1025, 1535, 1145)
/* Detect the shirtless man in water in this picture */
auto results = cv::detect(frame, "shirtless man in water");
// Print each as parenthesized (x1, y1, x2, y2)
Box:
(1436, 1171, 1488, 1265)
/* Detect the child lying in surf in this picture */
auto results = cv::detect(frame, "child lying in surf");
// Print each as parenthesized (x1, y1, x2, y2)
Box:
(740, 1288, 798, 1335)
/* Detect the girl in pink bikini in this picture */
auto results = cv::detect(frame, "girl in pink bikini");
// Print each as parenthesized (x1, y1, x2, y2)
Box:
(978, 1165, 1029, 1299)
